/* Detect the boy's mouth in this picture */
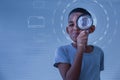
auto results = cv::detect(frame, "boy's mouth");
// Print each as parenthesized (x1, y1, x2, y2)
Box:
(72, 33, 79, 38)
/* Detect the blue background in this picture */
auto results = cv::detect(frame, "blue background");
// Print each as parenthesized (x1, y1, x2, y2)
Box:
(0, 0, 120, 80)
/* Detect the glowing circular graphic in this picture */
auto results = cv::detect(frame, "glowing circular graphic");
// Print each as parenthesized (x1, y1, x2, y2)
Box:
(52, 0, 118, 48)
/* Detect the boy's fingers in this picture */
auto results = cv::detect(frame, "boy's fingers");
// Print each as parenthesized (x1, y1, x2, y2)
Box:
(80, 30, 89, 36)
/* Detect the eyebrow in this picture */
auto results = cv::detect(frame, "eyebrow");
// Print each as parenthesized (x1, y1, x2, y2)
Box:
(68, 21, 73, 23)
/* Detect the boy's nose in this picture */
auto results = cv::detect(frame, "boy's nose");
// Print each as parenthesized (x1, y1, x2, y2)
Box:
(73, 25, 79, 30)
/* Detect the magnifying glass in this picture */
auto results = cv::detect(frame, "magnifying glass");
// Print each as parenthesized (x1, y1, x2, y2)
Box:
(77, 14, 93, 30)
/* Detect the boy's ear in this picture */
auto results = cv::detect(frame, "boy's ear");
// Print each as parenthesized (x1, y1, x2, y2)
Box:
(89, 25, 95, 33)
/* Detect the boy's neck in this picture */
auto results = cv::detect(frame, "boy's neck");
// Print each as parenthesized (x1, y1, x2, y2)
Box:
(72, 42, 94, 53)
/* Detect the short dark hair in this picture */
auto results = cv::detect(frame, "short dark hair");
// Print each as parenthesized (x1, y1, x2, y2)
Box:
(68, 8, 92, 18)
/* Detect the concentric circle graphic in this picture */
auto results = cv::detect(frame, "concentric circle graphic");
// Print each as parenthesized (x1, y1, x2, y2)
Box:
(52, 0, 118, 48)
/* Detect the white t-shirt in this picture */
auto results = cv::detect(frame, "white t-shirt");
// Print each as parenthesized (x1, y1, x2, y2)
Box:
(54, 43, 104, 80)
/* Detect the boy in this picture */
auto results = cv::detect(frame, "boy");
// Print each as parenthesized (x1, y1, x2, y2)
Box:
(53, 8, 104, 80)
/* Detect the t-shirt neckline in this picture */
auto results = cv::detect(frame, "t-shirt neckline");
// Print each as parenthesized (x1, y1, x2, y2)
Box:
(70, 43, 95, 55)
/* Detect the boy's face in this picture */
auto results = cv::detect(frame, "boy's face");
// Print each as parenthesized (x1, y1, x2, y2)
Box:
(66, 12, 83, 42)
(66, 12, 95, 42)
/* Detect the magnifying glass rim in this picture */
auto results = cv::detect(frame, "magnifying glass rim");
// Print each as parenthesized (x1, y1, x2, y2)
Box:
(77, 14, 93, 30)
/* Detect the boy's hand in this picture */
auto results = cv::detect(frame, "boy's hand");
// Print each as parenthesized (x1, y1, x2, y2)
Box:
(77, 30, 89, 51)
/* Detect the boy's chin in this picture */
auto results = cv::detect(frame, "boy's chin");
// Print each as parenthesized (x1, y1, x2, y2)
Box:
(70, 37, 77, 43)
(72, 39, 77, 43)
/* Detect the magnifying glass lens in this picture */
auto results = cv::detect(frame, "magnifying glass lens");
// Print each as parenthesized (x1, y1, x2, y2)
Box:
(77, 15, 93, 29)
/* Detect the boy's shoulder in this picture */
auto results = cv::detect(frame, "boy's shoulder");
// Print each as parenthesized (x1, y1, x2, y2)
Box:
(56, 43, 74, 53)
(93, 45, 104, 55)
(93, 45, 103, 51)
